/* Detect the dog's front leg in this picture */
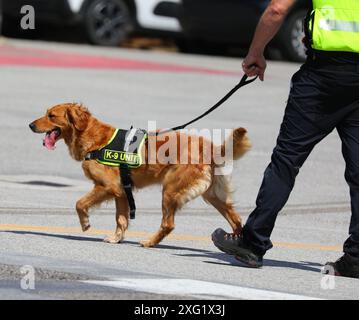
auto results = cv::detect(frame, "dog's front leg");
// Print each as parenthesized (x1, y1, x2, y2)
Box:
(76, 185, 112, 231)
(104, 197, 129, 244)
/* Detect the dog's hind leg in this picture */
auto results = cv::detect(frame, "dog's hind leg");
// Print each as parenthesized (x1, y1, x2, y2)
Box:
(202, 193, 242, 234)
(104, 197, 129, 244)
(140, 166, 212, 248)
(76, 185, 113, 232)
(202, 174, 242, 234)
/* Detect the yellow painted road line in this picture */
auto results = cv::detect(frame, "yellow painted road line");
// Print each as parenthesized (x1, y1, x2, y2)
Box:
(0, 223, 342, 252)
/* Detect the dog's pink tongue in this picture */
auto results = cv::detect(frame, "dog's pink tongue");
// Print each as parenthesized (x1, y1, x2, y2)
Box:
(43, 132, 57, 150)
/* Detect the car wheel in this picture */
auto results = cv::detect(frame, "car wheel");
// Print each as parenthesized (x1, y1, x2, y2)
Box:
(278, 10, 307, 62)
(84, 0, 133, 46)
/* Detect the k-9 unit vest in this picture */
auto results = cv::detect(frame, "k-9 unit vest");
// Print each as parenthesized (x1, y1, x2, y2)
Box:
(86, 128, 147, 168)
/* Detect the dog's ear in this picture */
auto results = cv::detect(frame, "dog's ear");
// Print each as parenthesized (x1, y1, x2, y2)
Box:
(67, 104, 90, 131)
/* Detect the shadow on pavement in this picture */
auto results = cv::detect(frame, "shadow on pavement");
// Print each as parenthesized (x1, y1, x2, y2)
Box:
(178, 251, 322, 273)
(264, 259, 322, 272)
(18, 181, 72, 188)
(1, 230, 103, 242)
(1, 230, 215, 254)
(140, 242, 214, 254)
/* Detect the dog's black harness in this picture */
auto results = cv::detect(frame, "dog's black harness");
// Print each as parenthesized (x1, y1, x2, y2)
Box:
(85, 128, 147, 220)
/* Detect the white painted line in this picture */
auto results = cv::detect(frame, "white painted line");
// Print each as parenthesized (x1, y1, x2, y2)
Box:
(84, 278, 321, 300)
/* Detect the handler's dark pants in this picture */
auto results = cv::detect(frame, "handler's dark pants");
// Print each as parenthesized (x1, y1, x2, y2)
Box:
(243, 58, 359, 258)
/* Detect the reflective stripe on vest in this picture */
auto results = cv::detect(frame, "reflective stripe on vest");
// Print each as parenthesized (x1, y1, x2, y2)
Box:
(319, 19, 359, 32)
(310, 0, 359, 53)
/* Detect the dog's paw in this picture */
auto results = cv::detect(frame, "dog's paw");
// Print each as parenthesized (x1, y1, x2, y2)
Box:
(140, 239, 155, 248)
(81, 222, 91, 232)
(103, 234, 123, 244)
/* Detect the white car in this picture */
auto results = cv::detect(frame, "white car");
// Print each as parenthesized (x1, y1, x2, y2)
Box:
(2, 0, 182, 46)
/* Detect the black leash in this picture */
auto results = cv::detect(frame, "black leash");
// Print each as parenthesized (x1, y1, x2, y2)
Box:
(151, 74, 257, 136)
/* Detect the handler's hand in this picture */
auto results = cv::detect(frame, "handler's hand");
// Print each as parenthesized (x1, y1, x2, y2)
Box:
(242, 52, 267, 81)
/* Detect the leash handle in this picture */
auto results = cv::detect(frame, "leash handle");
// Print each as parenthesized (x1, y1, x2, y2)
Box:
(152, 74, 257, 136)
(238, 74, 258, 86)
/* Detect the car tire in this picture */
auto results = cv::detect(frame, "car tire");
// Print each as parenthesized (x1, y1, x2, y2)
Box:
(278, 9, 307, 62)
(84, 0, 133, 46)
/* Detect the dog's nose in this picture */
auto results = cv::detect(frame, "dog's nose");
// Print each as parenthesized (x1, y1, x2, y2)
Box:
(29, 122, 37, 132)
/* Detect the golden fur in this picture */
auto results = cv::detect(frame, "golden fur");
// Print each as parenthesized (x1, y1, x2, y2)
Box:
(30, 103, 251, 247)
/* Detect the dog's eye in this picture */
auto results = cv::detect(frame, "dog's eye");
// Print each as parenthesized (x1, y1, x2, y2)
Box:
(48, 114, 55, 119)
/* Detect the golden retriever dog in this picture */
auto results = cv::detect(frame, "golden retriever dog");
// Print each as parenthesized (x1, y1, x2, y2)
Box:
(29, 103, 250, 247)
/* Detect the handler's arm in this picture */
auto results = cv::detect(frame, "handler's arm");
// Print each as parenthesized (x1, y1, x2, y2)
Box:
(243, 0, 296, 81)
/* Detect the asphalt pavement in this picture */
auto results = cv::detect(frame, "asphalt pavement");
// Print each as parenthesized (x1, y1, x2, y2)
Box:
(0, 38, 358, 300)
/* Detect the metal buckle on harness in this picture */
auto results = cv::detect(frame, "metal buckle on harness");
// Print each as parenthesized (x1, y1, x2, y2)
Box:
(85, 152, 97, 161)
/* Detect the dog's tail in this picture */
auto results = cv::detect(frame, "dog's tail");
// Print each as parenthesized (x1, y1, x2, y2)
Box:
(221, 127, 251, 161)
(207, 128, 250, 203)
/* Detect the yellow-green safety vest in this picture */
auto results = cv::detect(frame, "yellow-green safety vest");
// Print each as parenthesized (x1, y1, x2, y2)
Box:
(309, 0, 359, 53)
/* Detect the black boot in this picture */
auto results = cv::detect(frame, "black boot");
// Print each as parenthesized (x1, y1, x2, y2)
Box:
(211, 228, 263, 268)
(324, 254, 359, 279)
